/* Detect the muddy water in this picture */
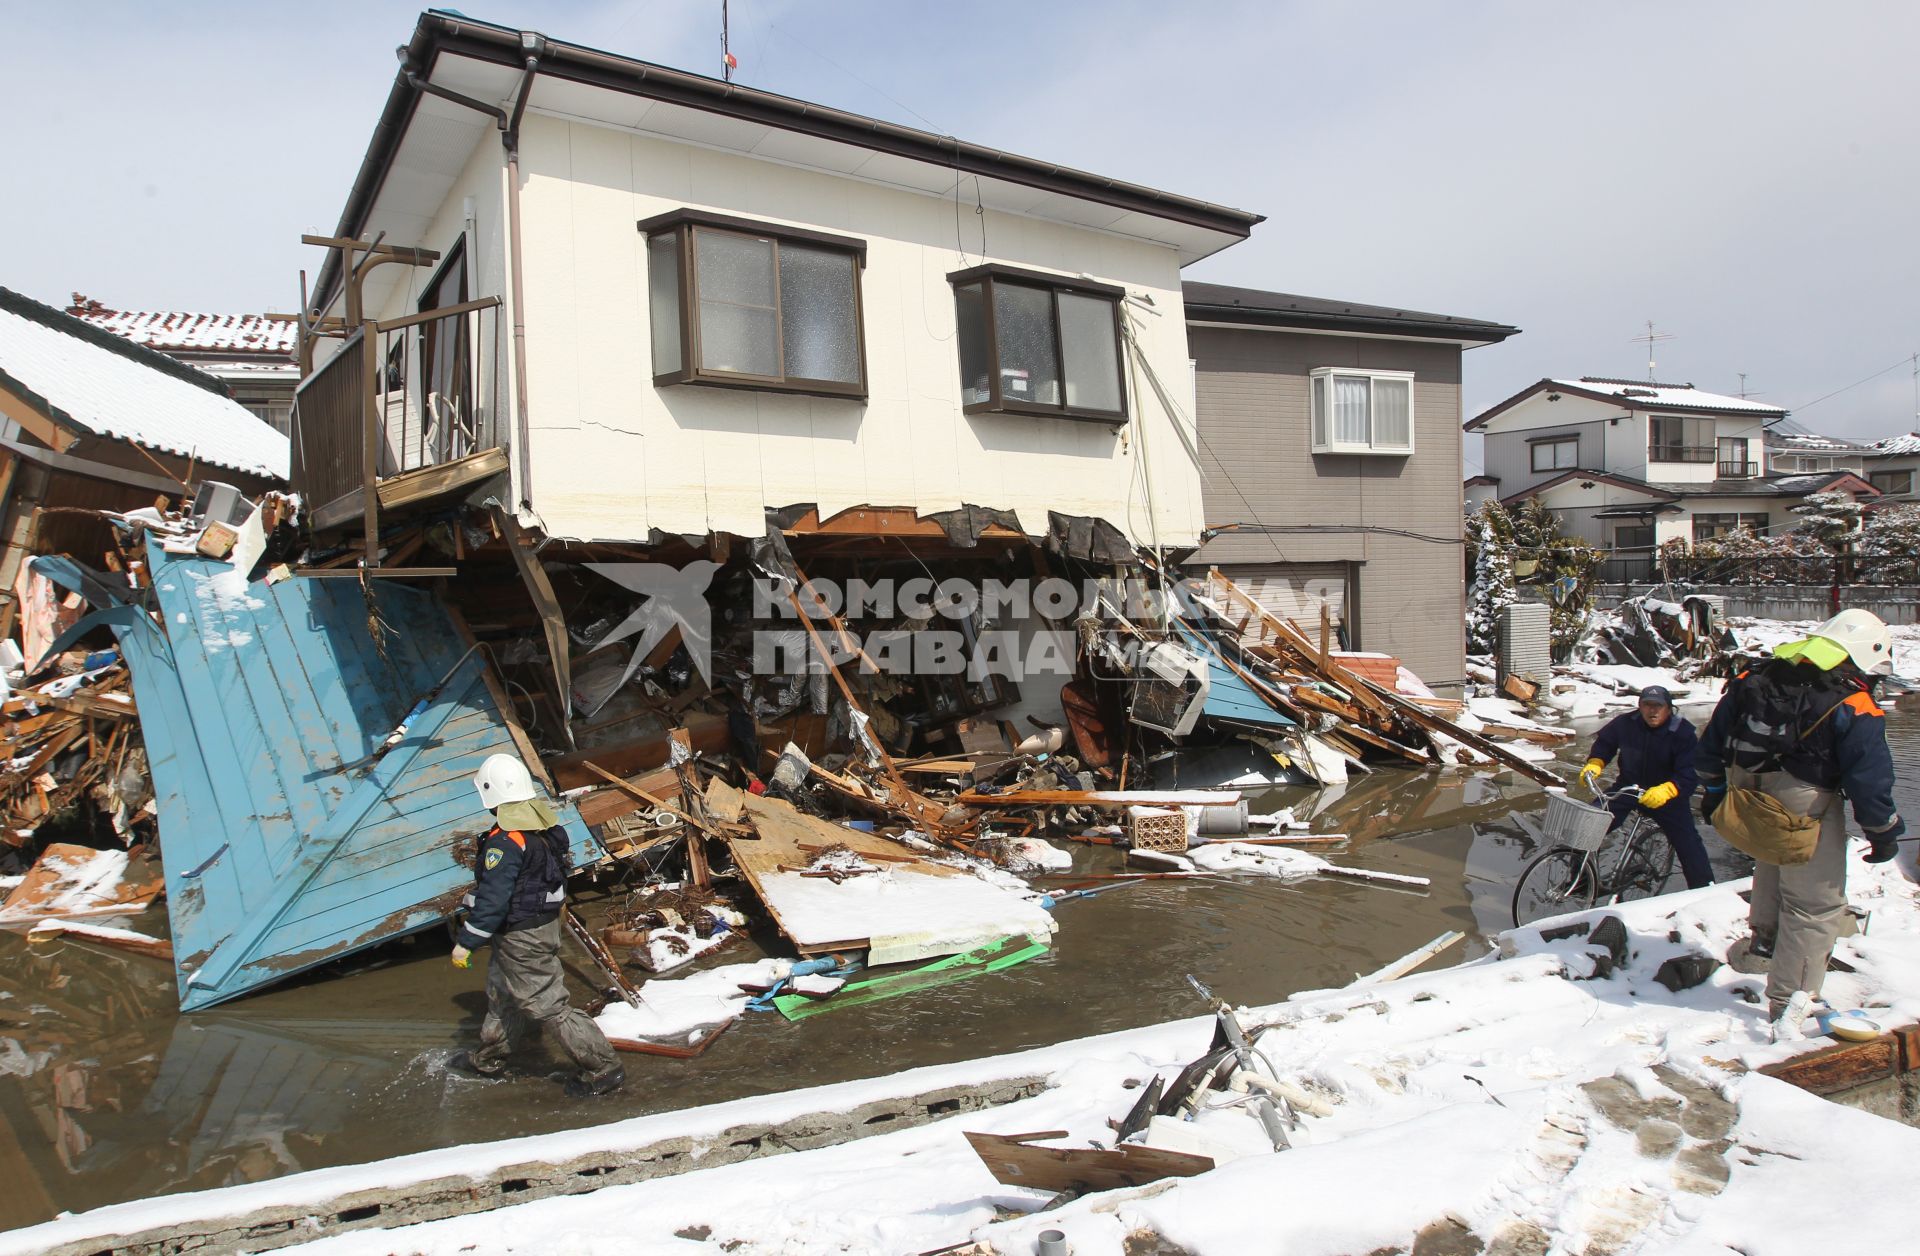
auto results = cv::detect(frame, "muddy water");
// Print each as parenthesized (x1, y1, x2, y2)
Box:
(3, 708, 1916, 1231)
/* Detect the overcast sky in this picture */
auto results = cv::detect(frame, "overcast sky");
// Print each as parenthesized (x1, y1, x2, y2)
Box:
(7, 1, 1917, 463)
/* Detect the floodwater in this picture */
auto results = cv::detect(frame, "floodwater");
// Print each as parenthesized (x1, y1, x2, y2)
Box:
(2, 707, 1914, 1231)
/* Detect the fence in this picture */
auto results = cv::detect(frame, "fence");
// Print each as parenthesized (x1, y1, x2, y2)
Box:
(1521, 584, 1920, 626)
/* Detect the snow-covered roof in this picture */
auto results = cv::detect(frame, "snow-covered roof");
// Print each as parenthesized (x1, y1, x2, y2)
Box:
(68, 298, 296, 358)
(1552, 378, 1786, 416)
(0, 288, 289, 480)
(1872, 432, 1920, 456)
(1767, 430, 1866, 452)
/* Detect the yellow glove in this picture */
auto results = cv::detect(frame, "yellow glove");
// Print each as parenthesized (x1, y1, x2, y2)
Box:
(451, 945, 472, 969)
(1579, 759, 1604, 788)
(1639, 781, 1679, 810)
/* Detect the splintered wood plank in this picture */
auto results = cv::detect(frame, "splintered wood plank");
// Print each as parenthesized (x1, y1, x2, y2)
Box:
(963, 1130, 1213, 1194)
(704, 777, 748, 824)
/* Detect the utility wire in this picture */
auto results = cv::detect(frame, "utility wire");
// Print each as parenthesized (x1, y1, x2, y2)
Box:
(1792, 356, 1914, 415)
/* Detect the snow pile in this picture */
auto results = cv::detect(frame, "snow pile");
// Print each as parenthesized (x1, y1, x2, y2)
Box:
(593, 958, 792, 1044)
(761, 864, 1056, 966)
(1540, 664, 1726, 720)
(1188, 842, 1329, 879)
(631, 926, 730, 975)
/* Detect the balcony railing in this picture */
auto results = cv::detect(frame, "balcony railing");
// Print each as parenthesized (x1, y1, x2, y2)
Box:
(1648, 445, 1715, 464)
(1716, 460, 1759, 478)
(291, 297, 502, 528)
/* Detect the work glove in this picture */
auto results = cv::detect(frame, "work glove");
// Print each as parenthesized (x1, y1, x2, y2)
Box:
(1579, 759, 1604, 790)
(1864, 816, 1906, 864)
(451, 945, 472, 969)
(1639, 781, 1679, 810)
(1700, 785, 1727, 823)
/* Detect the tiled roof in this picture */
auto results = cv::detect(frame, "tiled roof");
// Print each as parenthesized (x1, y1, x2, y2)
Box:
(1872, 432, 1920, 456)
(1645, 471, 1876, 498)
(1767, 430, 1867, 452)
(0, 288, 289, 480)
(67, 296, 296, 358)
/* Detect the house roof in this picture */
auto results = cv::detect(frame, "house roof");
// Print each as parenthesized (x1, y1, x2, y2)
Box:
(1467, 376, 1788, 430)
(1464, 473, 1499, 487)
(314, 11, 1265, 316)
(1500, 468, 1679, 507)
(1766, 429, 1866, 453)
(1644, 471, 1880, 500)
(0, 287, 289, 480)
(1181, 282, 1519, 344)
(67, 297, 297, 359)
(1871, 432, 1920, 457)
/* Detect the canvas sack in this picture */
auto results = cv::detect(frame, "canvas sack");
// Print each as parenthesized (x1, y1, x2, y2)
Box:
(1714, 784, 1821, 866)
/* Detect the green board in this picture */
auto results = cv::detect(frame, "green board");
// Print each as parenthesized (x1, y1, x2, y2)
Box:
(774, 934, 1049, 1021)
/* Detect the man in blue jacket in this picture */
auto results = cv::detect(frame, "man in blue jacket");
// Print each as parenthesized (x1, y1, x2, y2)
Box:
(1697, 609, 1904, 1036)
(1579, 685, 1714, 890)
(449, 754, 624, 1098)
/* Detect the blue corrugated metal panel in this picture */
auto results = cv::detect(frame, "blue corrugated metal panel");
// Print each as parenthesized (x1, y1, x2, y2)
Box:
(1173, 621, 1295, 729)
(38, 543, 594, 1012)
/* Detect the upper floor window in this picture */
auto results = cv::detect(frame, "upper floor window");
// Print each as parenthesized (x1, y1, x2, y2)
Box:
(949, 264, 1127, 423)
(1531, 435, 1578, 472)
(1649, 415, 1713, 463)
(1870, 469, 1913, 495)
(1310, 368, 1413, 455)
(639, 209, 867, 399)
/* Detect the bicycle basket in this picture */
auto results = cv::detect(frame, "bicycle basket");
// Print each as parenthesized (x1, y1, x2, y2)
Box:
(1542, 792, 1613, 851)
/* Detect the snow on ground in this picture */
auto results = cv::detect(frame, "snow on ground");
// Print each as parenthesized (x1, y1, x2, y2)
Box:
(1729, 615, 1920, 679)
(1540, 665, 1726, 721)
(18, 857, 1915, 1255)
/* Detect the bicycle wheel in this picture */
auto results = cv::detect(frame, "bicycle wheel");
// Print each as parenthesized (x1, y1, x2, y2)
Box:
(1512, 847, 1599, 927)
(1609, 831, 1676, 904)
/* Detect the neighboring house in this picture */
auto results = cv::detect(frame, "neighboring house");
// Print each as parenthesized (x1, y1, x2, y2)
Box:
(1767, 428, 1869, 476)
(1864, 433, 1920, 500)
(67, 295, 299, 437)
(1466, 377, 1880, 576)
(1182, 283, 1519, 690)
(0, 286, 289, 617)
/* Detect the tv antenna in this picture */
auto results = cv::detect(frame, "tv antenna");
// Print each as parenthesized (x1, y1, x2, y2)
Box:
(721, 0, 737, 81)
(1630, 320, 1674, 382)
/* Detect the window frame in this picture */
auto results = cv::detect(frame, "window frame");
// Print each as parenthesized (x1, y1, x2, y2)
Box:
(1648, 414, 1715, 463)
(1308, 367, 1416, 456)
(1692, 511, 1769, 542)
(946, 263, 1129, 424)
(1530, 435, 1579, 472)
(638, 208, 869, 401)
(1870, 469, 1913, 495)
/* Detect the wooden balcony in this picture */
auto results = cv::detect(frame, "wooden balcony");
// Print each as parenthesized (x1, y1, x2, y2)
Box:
(291, 298, 505, 538)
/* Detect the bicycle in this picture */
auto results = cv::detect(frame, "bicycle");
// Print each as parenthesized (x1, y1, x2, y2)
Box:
(1510, 784, 1677, 927)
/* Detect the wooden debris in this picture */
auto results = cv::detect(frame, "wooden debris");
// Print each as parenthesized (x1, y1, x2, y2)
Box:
(963, 1129, 1214, 1194)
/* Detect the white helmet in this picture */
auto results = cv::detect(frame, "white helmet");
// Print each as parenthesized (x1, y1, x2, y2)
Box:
(1812, 608, 1895, 676)
(473, 753, 537, 809)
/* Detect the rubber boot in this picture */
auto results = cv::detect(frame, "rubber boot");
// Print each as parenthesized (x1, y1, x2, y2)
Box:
(447, 1049, 509, 1080)
(564, 1064, 626, 1098)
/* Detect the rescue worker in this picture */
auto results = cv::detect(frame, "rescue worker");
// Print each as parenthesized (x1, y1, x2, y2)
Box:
(449, 754, 625, 1098)
(1696, 609, 1905, 1035)
(1578, 684, 1714, 891)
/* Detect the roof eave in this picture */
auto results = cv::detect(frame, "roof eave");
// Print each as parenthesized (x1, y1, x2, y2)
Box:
(316, 12, 1263, 313)
(1184, 303, 1519, 344)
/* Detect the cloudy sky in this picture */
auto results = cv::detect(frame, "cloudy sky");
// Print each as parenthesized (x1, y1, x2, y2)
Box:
(7, 1, 1917, 461)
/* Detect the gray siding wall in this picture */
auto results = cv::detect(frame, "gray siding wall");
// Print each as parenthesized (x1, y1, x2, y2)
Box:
(1483, 418, 1608, 498)
(1187, 326, 1469, 689)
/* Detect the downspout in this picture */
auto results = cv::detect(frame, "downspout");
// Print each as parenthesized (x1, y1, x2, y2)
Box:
(400, 39, 542, 509)
(503, 48, 540, 511)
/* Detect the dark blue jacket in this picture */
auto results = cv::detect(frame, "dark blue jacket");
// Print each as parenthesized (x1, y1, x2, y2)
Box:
(1698, 663, 1899, 831)
(1590, 710, 1699, 797)
(456, 825, 568, 950)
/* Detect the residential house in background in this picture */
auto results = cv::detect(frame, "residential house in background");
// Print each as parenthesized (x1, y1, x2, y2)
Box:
(67, 296, 299, 436)
(1864, 433, 1920, 500)
(1466, 377, 1879, 578)
(1767, 428, 1869, 475)
(0, 286, 288, 623)
(1183, 283, 1519, 690)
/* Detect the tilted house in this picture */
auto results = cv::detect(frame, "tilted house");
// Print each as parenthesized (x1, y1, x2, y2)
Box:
(295, 12, 1258, 558)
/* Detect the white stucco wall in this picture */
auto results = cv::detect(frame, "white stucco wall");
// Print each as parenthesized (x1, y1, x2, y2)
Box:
(508, 111, 1205, 547)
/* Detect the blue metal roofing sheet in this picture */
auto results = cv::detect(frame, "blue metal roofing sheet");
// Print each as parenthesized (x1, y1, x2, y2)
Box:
(37, 543, 594, 1011)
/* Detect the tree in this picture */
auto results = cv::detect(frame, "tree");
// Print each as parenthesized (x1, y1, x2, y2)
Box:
(1465, 500, 1516, 655)
(1858, 504, 1920, 584)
